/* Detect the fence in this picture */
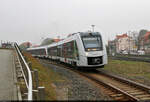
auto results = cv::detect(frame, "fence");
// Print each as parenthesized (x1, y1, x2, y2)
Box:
(14, 43, 33, 100)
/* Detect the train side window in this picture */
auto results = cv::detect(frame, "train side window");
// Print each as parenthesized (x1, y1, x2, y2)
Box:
(66, 42, 69, 57)
(63, 43, 66, 57)
(60, 44, 63, 57)
(68, 42, 73, 58)
(57, 45, 62, 57)
(54, 46, 57, 56)
(48, 48, 51, 56)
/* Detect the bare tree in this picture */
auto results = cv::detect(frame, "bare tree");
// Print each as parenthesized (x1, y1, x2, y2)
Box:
(138, 29, 148, 50)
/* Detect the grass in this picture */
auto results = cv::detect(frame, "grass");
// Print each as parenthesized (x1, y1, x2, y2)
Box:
(0, 48, 14, 50)
(23, 52, 66, 100)
(104, 58, 150, 80)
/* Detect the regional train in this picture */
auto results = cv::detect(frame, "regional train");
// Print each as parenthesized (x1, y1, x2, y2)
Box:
(27, 32, 108, 69)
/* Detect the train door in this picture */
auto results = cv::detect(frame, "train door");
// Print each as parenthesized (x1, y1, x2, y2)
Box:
(73, 40, 79, 60)
(63, 43, 67, 62)
(57, 45, 61, 61)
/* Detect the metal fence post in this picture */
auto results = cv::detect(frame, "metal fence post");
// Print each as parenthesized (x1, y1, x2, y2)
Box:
(32, 90, 38, 100)
(34, 69, 39, 89)
(38, 87, 45, 100)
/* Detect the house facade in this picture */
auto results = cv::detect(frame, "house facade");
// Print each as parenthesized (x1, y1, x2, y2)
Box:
(116, 34, 136, 53)
(143, 31, 150, 54)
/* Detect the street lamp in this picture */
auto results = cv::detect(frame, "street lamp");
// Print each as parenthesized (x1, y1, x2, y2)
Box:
(128, 31, 131, 54)
(91, 25, 95, 32)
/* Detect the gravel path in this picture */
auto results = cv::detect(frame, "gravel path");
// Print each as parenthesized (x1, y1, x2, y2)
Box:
(39, 59, 111, 101)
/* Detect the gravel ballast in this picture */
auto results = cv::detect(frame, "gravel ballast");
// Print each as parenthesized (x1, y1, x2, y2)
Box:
(39, 59, 111, 101)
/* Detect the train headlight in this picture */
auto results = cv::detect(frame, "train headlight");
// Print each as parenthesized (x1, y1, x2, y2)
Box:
(85, 52, 88, 56)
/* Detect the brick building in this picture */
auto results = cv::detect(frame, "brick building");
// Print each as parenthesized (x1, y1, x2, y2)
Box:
(143, 31, 150, 54)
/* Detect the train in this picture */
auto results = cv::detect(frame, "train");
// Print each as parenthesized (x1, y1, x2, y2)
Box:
(27, 32, 108, 69)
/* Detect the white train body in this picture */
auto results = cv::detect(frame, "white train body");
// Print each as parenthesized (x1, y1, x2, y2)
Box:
(27, 46, 47, 58)
(27, 32, 108, 69)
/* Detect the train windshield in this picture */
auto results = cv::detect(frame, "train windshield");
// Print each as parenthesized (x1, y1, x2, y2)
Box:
(81, 35, 103, 51)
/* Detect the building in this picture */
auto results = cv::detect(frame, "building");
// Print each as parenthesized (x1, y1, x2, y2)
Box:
(22, 42, 32, 48)
(143, 31, 150, 54)
(115, 33, 136, 53)
(53, 39, 61, 42)
(2, 42, 12, 48)
(19, 42, 32, 50)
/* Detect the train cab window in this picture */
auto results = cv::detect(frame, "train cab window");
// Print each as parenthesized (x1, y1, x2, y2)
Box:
(81, 33, 103, 51)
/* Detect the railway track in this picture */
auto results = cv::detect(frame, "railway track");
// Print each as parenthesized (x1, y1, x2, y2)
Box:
(40, 58, 150, 101)
(84, 71, 150, 101)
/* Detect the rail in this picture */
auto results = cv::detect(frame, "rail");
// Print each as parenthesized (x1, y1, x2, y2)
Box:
(14, 42, 33, 100)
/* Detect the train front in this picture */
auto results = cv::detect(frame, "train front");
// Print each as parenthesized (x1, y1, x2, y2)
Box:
(77, 32, 107, 68)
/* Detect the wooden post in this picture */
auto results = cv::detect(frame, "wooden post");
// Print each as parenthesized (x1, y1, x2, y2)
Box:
(32, 90, 38, 100)
(38, 87, 45, 100)
(34, 69, 39, 89)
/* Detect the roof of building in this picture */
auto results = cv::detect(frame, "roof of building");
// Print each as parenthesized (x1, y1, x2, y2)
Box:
(144, 31, 150, 41)
(32, 45, 39, 47)
(53, 39, 61, 42)
(116, 34, 128, 39)
(21, 42, 32, 46)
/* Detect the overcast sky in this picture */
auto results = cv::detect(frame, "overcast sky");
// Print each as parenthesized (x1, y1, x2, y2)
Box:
(0, 0, 150, 45)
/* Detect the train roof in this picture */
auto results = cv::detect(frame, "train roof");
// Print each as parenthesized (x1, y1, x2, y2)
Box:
(27, 31, 101, 50)
(27, 45, 48, 50)
(46, 33, 78, 48)
(79, 32, 101, 36)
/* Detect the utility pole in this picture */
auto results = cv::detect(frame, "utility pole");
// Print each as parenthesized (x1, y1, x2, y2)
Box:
(128, 31, 131, 54)
(132, 32, 136, 51)
(91, 25, 95, 32)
